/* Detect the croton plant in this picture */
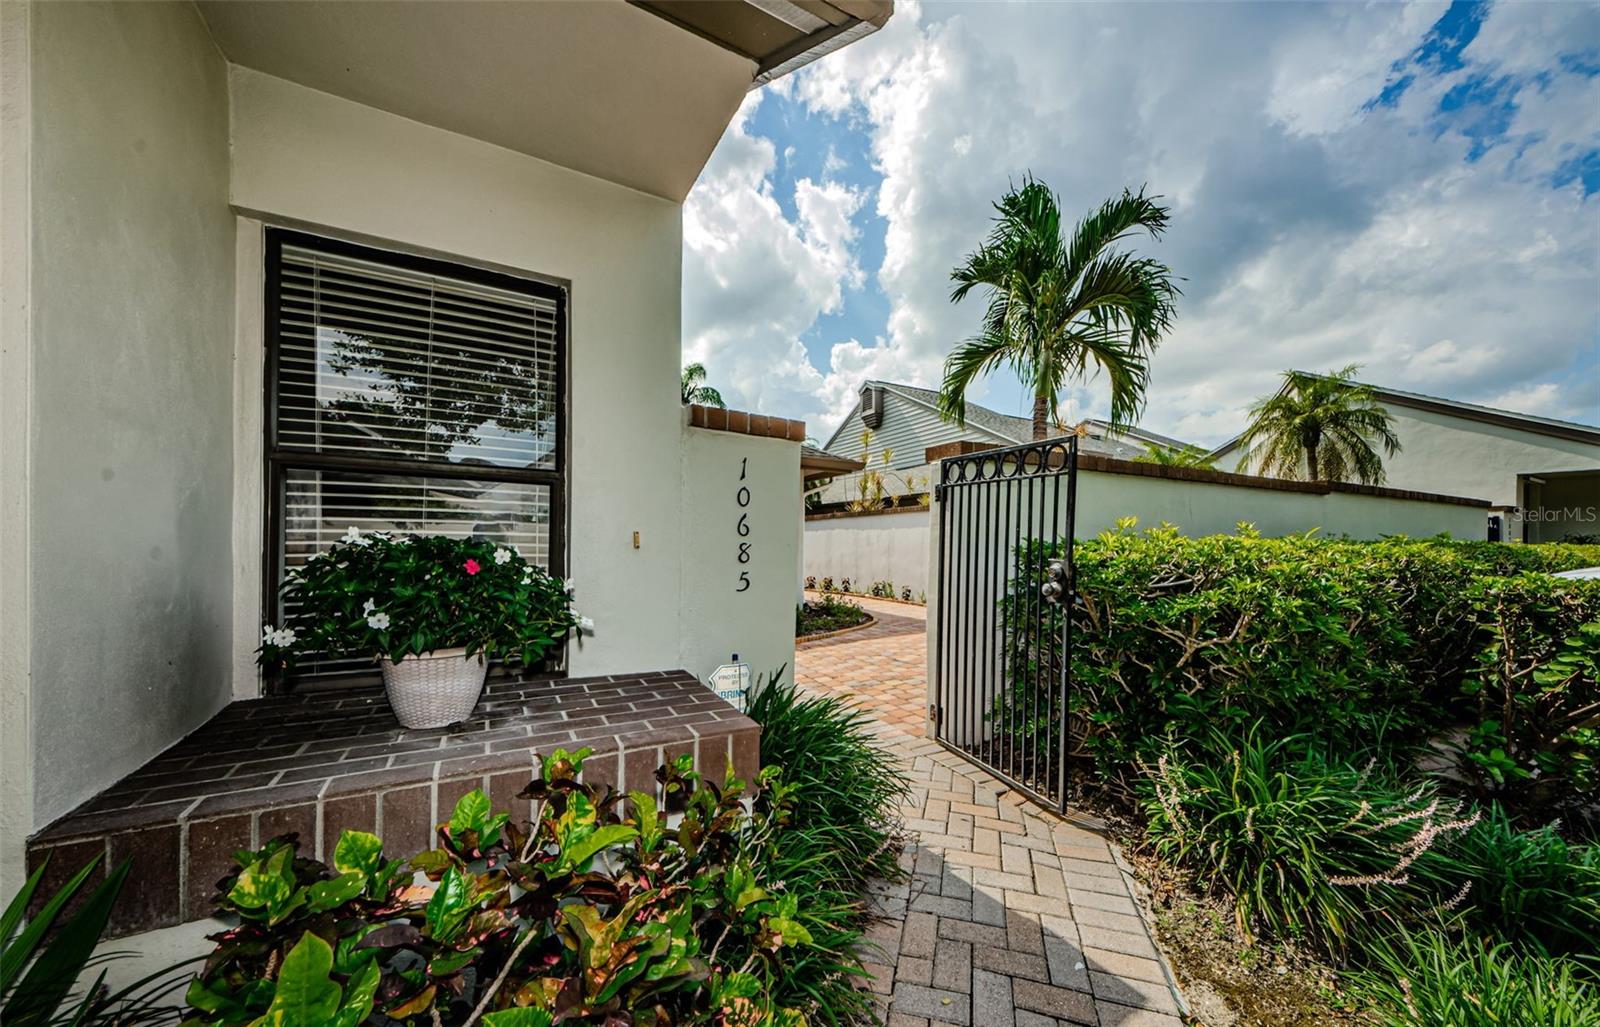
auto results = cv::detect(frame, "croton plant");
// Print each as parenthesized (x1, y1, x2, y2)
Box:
(181, 751, 815, 1026)
(259, 530, 588, 670)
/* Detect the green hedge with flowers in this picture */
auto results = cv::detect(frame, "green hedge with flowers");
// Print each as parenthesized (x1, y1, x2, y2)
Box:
(259, 531, 588, 671)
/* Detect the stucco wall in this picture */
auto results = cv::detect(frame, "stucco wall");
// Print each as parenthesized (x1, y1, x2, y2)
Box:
(1379, 406, 1598, 508)
(1075, 467, 1487, 540)
(678, 427, 800, 690)
(804, 510, 932, 598)
(24, 1, 236, 836)
(228, 67, 690, 681)
(1220, 402, 1600, 510)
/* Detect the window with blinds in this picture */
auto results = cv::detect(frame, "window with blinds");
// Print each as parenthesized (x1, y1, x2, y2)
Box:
(264, 230, 565, 685)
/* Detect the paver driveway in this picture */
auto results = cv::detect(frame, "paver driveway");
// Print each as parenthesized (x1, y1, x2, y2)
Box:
(794, 594, 1185, 1027)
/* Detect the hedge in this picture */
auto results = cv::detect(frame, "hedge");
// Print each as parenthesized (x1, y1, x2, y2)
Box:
(1002, 527, 1600, 825)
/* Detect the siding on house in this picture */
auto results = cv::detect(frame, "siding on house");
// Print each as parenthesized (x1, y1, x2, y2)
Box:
(823, 387, 1014, 471)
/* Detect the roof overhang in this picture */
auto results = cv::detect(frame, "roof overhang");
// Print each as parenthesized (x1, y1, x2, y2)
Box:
(195, 0, 891, 203)
(802, 448, 865, 484)
(631, 0, 893, 86)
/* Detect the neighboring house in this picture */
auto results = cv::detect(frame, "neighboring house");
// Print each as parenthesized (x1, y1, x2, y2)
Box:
(1209, 378, 1600, 542)
(0, 0, 889, 933)
(821, 380, 1181, 471)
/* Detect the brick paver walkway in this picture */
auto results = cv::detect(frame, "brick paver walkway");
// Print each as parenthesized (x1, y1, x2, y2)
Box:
(794, 595, 1185, 1027)
(796, 593, 929, 736)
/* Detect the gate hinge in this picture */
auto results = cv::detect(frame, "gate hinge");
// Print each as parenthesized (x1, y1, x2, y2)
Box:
(929, 703, 942, 728)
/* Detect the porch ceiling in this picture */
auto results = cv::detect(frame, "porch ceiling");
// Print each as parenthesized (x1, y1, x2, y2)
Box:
(196, 0, 889, 202)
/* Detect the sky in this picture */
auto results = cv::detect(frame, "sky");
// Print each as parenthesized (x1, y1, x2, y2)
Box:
(680, 0, 1600, 448)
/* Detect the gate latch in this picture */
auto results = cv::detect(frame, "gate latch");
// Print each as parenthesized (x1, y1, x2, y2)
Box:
(1040, 559, 1068, 606)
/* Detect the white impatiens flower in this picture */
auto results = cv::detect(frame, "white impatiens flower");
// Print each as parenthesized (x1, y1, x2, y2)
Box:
(262, 624, 277, 645)
(269, 627, 298, 647)
(341, 526, 362, 544)
(362, 598, 377, 615)
(493, 547, 513, 565)
(577, 616, 595, 633)
(367, 611, 391, 631)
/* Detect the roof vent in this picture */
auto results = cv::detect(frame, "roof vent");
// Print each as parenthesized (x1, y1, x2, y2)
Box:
(860, 384, 884, 429)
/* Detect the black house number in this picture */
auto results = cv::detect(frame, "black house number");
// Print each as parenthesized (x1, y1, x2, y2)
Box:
(736, 457, 752, 592)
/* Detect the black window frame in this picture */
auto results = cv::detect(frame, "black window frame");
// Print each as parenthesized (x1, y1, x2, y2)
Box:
(261, 227, 569, 692)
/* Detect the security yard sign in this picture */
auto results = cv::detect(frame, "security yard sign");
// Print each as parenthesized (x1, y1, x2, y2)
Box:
(707, 660, 751, 713)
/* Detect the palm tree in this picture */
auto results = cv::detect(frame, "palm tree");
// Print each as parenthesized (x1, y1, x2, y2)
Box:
(1135, 443, 1218, 469)
(1238, 365, 1401, 483)
(680, 362, 725, 407)
(939, 178, 1180, 439)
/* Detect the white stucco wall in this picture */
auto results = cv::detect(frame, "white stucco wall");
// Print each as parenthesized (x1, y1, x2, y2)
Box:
(678, 428, 800, 690)
(1221, 402, 1600, 511)
(1382, 407, 1598, 508)
(1075, 468, 1488, 540)
(19, 1, 237, 850)
(228, 67, 691, 682)
(804, 510, 932, 599)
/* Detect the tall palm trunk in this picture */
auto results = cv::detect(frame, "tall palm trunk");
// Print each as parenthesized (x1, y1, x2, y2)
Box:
(1032, 394, 1051, 440)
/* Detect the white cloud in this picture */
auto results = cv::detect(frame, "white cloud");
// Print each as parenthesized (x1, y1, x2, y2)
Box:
(685, 1, 1600, 442)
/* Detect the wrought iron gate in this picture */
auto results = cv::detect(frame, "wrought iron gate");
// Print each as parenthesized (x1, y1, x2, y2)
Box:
(932, 437, 1078, 810)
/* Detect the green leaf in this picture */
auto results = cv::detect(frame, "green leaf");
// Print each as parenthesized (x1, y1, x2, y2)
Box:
(560, 824, 638, 870)
(424, 867, 475, 944)
(333, 958, 380, 1027)
(765, 916, 813, 948)
(3, 859, 129, 1025)
(305, 872, 364, 913)
(332, 831, 384, 879)
(248, 932, 341, 1027)
(482, 1010, 554, 1027)
(628, 791, 661, 852)
(449, 791, 491, 837)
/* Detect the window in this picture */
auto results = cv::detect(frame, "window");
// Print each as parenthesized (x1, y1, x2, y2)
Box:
(264, 229, 565, 684)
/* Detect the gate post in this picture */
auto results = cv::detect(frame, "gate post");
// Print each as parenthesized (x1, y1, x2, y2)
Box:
(924, 475, 943, 738)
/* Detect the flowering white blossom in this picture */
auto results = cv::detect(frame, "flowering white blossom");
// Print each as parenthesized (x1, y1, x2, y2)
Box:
(362, 598, 377, 615)
(262, 624, 276, 644)
(577, 616, 595, 633)
(367, 611, 391, 631)
(493, 547, 513, 565)
(263, 626, 298, 648)
(521, 571, 534, 585)
(341, 526, 362, 544)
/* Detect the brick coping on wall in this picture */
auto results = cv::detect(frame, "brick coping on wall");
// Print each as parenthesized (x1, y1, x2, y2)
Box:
(805, 502, 932, 521)
(1074, 453, 1491, 507)
(26, 670, 759, 939)
(687, 403, 806, 442)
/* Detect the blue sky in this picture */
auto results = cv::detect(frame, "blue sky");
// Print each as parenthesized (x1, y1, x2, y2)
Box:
(682, 1, 1600, 446)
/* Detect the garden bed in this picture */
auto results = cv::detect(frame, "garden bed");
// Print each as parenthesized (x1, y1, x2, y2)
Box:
(796, 593, 874, 638)
(997, 530, 1600, 1025)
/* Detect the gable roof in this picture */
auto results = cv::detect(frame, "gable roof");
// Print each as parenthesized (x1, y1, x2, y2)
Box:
(823, 380, 1194, 461)
(1209, 373, 1600, 457)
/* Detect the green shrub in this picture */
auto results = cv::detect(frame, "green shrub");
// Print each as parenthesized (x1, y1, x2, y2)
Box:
(748, 671, 908, 890)
(796, 594, 870, 637)
(1458, 574, 1600, 828)
(185, 750, 834, 1026)
(745, 671, 909, 1024)
(1003, 527, 1600, 802)
(1431, 804, 1600, 956)
(1359, 927, 1600, 1027)
(2, 856, 184, 1026)
(1141, 726, 1479, 955)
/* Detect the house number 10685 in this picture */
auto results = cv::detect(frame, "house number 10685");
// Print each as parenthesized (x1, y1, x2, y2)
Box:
(736, 457, 752, 592)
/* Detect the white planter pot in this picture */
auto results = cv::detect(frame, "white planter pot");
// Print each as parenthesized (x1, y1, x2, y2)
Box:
(379, 647, 489, 729)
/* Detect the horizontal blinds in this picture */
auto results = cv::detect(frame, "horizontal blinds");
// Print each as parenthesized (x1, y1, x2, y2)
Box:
(267, 233, 563, 684)
(279, 468, 553, 680)
(274, 242, 559, 470)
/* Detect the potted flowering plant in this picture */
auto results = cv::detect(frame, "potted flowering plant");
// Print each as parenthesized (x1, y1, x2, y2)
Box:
(259, 529, 591, 728)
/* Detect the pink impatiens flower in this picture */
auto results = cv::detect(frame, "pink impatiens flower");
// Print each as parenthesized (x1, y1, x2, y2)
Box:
(463, 558, 481, 576)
